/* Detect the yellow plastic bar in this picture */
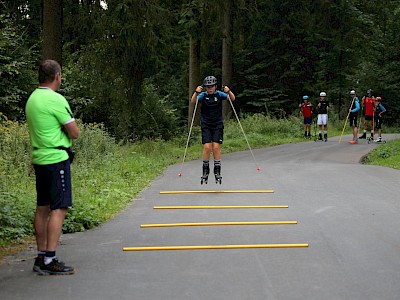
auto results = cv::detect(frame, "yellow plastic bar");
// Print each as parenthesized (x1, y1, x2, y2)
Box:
(140, 221, 297, 228)
(159, 190, 274, 194)
(153, 205, 288, 209)
(123, 243, 309, 251)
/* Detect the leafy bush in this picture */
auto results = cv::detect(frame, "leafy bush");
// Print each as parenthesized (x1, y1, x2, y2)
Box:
(0, 194, 34, 246)
(225, 113, 301, 141)
(0, 113, 32, 188)
(0, 14, 38, 120)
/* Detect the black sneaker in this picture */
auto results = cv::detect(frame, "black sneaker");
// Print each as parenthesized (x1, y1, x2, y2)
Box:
(34, 256, 65, 272)
(33, 255, 44, 272)
(359, 133, 366, 139)
(38, 258, 74, 275)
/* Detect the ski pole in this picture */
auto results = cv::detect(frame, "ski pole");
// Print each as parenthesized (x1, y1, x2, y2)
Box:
(178, 99, 199, 176)
(227, 98, 261, 171)
(339, 97, 356, 144)
(371, 110, 375, 141)
(357, 106, 363, 134)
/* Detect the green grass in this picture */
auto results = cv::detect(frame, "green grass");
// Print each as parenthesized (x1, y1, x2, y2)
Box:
(363, 139, 400, 169)
(0, 112, 398, 251)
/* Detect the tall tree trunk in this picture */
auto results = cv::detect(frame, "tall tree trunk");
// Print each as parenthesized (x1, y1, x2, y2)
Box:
(188, 36, 201, 127)
(42, 0, 63, 65)
(222, 0, 233, 120)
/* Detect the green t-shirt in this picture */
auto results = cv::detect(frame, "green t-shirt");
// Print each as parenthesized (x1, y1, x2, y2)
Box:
(25, 87, 74, 165)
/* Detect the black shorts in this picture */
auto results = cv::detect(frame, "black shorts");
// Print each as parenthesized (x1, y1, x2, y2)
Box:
(365, 115, 373, 121)
(201, 124, 224, 144)
(303, 117, 312, 125)
(349, 114, 357, 127)
(34, 159, 72, 210)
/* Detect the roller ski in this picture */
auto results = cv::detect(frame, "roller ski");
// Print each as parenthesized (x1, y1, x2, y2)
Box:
(214, 165, 222, 184)
(200, 165, 210, 184)
(366, 134, 375, 143)
(368, 137, 386, 144)
(315, 133, 327, 142)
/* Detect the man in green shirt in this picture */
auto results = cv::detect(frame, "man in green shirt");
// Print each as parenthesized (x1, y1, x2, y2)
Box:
(26, 59, 79, 275)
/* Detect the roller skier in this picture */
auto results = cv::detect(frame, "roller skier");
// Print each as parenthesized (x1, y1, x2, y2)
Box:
(191, 76, 235, 184)
(316, 92, 330, 142)
(368, 96, 387, 143)
(299, 95, 313, 139)
(359, 89, 375, 140)
(348, 90, 360, 144)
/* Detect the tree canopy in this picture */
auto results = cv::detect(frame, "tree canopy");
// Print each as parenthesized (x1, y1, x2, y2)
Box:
(1, 0, 400, 140)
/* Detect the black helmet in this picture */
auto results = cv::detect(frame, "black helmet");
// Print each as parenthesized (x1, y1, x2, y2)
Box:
(203, 76, 217, 86)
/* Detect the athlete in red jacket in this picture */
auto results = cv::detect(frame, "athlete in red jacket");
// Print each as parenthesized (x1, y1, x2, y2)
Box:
(359, 89, 375, 139)
(300, 95, 313, 139)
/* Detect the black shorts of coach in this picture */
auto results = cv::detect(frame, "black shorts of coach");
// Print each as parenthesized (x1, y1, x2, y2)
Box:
(34, 159, 72, 210)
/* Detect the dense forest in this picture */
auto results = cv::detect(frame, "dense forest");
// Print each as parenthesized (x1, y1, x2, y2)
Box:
(1, 0, 400, 141)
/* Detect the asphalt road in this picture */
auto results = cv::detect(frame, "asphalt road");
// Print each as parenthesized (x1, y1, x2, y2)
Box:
(1, 134, 400, 300)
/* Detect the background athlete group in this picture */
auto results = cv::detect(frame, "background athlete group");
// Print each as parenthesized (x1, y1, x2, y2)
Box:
(300, 89, 387, 143)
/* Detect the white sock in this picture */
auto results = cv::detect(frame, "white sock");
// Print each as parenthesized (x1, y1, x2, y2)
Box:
(44, 256, 56, 265)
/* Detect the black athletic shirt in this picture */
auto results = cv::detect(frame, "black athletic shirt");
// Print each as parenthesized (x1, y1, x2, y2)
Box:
(317, 100, 329, 114)
(198, 90, 228, 126)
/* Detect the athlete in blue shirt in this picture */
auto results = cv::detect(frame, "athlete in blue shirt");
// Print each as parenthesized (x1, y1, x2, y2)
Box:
(191, 76, 235, 184)
(374, 97, 387, 142)
(348, 90, 360, 144)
